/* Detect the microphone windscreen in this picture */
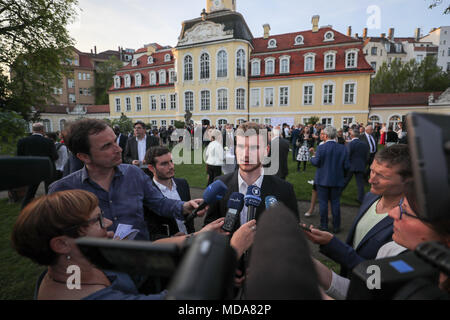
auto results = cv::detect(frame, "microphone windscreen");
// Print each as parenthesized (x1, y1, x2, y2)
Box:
(244, 185, 261, 207)
(227, 192, 245, 212)
(0, 156, 54, 191)
(203, 180, 228, 204)
(246, 203, 322, 299)
(265, 195, 278, 209)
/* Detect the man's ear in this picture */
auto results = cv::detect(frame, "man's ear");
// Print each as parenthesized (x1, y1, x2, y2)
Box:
(76, 152, 90, 165)
(49, 236, 72, 255)
(147, 164, 156, 176)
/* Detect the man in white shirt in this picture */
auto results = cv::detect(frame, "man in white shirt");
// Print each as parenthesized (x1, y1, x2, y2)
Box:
(124, 121, 159, 171)
(205, 130, 224, 186)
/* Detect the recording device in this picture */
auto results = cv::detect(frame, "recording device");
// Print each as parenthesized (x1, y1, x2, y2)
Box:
(222, 192, 244, 233)
(0, 156, 54, 191)
(347, 242, 449, 300)
(264, 195, 278, 209)
(347, 113, 450, 300)
(76, 237, 181, 277)
(244, 185, 261, 222)
(166, 231, 237, 299)
(185, 180, 228, 223)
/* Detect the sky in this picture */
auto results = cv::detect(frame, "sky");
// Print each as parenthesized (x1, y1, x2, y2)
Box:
(68, 0, 450, 53)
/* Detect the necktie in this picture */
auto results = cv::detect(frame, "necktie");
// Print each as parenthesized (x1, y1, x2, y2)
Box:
(368, 135, 375, 153)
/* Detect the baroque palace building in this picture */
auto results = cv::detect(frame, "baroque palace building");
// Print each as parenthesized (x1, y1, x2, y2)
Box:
(108, 0, 373, 128)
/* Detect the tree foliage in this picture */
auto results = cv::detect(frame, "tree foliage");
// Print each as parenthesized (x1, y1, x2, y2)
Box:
(93, 56, 124, 105)
(428, 0, 450, 14)
(0, 109, 27, 155)
(111, 113, 133, 135)
(0, 0, 79, 119)
(370, 56, 450, 93)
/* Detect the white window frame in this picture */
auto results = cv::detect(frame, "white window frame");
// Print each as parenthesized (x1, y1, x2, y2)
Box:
(321, 117, 334, 126)
(148, 56, 154, 64)
(264, 87, 274, 107)
(217, 119, 228, 127)
(279, 56, 290, 74)
(59, 119, 66, 132)
(169, 69, 176, 83)
(183, 54, 194, 81)
(279, 86, 290, 106)
(170, 93, 177, 110)
(159, 70, 166, 84)
(135, 96, 142, 112)
(199, 52, 210, 80)
(184, 91, 194, 112)
(388, 114, 402, 130)
(216, 49, 228, 78)
(125, 96, 131, 112)
(69, 93, 76, 103)
(115, 97, 121, 112)
(161, 120, 167, 127)
(235, 88, 246, 110)
(324, 51, 337, 70)
(42, 119, 52, 133)
(324, 31, 335, 42)
(68, 78, 75, 89)
(160, 95, 166, 111)
(151, 120, 157, 128)
(236, 48, 246, 77)
(304, 53, 316, 72)
(294, 35, 304, 45)
(131, 59, 138, 67)
(124, 74, 131, 88)
(135, 73, 142, 87)
(150, 95, 157, 111)
(200, 90, 211, 111)
(235, 118, 246, 126)
(250, 88, 261, 107)
(341, 117, 355, 128)
(268, 39, 277, 48)
(265, 57, 275, 75)
(164, 54, 171, 62)
(217, 88, 228, 111)
(343, 81, 357, 105)
(251, 59, 261, 76)
(345, 49, 359, 69)
(322, 81, 335, 105)
(369, 114, 382, 127)
(149, 71, 156, 85)
(302, 84, 315, 105)
(113, 76, 120, 89)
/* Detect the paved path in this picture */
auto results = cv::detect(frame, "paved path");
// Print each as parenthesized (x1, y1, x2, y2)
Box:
(1, 184, 360, 264)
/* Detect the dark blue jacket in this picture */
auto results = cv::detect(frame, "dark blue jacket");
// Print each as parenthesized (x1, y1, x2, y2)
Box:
(346, 138, 369, 173)
(310, 141, 349, 187)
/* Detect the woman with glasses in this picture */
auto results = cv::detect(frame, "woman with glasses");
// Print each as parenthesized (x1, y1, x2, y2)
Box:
(309, 182, 450, 299)
(11, 189, 256, 300)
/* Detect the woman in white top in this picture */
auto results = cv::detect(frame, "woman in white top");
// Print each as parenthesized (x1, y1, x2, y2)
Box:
(307, 181, 450, 299)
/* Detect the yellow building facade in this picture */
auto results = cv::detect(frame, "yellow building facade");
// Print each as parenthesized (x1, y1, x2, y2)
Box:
(108, 0, 373, 128)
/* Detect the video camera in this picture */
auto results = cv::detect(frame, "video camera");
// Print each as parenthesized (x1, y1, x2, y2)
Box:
(347, 112, 450, 300)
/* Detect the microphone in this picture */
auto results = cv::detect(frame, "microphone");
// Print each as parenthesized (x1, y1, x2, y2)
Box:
(265, 195, 278, 209)
(185, 180, 228, 223)
(246, 203, 322, 299)
(222, 192, 245, 233)
(244, 185, 261, 222)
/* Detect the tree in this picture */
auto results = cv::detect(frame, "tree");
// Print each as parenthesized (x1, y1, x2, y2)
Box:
(371, 56, 450, 93)
(0, 109, 27, 155)
(0, 0, 79, 119)
(306, 116, 319, 125)
(428, 0, 450, 14)
(111, 113, 133, 135)
(93, 56, 124, 105)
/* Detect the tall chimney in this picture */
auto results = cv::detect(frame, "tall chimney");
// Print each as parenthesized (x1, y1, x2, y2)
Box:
(311, 15, 320, 33)
(388, 28, 394, 40)
(415, 28, 421, 41)
(381, 33, 386, 38)
(363, 28, 368, 39)
(263, 24, 271, 39)
(355, 33, 359, 39)
(347, 26, 352, 37)
(94, 46, 97, 55)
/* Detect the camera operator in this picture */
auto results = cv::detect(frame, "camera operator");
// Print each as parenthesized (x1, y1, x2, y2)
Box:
(310, 181, 450, 299)
(11, 190, 256, 300)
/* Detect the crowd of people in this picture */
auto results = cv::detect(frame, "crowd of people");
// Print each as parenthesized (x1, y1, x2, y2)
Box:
(10, 117, 449, 300)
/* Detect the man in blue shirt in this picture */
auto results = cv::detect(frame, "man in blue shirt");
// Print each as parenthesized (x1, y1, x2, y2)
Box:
(49, 119, 206, 241)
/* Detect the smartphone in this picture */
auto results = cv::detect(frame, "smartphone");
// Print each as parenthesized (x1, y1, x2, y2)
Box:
(300, 224, 312, 233)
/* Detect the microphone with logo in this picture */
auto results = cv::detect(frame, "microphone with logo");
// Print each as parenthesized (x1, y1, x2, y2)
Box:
(244, 185, 261, 222)
(185, 180, 228, 223)
(264, 195, 278, 209)
(222, 192, 245, 233)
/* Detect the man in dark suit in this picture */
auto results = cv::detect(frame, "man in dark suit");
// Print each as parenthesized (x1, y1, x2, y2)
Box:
(266, 125, 290, 180)
(113, 125, 128, 162)
(304, 144, 412, 277)
(144, 146, 195, 240)
(359, 124, 377, 180)
(290, 124, 301, 161)
(17, 123, 58, 208)
(310, 126, 349, 233)
(343, 129, 369, 203)
(124, 121, 159, 167)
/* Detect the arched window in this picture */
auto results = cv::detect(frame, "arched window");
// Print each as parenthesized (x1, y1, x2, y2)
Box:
(295, 35, 304, 45)
(389, 115, 401, 130)
(135, 73, 142, 87)
(346, 50, 358, 68)
(42, 119, 51, 133)
(159, 70, 166, 84)
(59, 119, 66, 131)
(304, 54, 315, 72)
(184, 55, 193, 81)
(114, 76, 121, 88)
(217, 119, 227, 127)
(147, 56, 154, 64)
(124, 74, 131, 87)
(149, 71, 156, 85)
(200, 53, 210, 80)
(217, 50, 227, 78)
(369, 115, 381, 127)
(251, 60, 260, 76)
(324, 52, 336, 70)
(265, 58, 275, 75)
(280, 56, 290, 74)
(236, 49, 246, 77)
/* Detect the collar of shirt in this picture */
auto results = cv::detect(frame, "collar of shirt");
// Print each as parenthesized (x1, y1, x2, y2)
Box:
(80, 165, 123, 184)
(238, 167, 264, 195)
(153, 178, 177, 194)
(325, 139, 336, 143)
(136, 135, 146, 142)
(32, 133, 43, 136)
(351, 137, 359, 141)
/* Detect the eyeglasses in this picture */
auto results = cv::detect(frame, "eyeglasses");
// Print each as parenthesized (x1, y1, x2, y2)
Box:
(398, 198, 428, 222)
(63, 210, 106, 233)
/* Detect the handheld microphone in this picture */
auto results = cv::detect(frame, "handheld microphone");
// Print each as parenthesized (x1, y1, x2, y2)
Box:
(244, 185, 261, 222)
(222, 192, 245, 233)
(265, 196, 278, 209)
(185, 180, 228, 223)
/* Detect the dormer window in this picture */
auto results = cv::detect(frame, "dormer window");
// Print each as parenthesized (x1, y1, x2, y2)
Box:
(324, 51, 336, 70)
(114, 76, 121, 89)
(124, 74, 131, 88)
(148, 56, 154, 64)
(265, 57, 275, 75)
(294, 35, 304, 45)
(345, 49, 358, 68)
(131, 59, 138, 67)
(164, 54, 171, 62)
(149, 71, 156, 85)
(135, 73, 142, 87)
(268, 39, 277, 48)
(159, 70, 166, 84)
(279, 56, 290, 74)
(324, 31, 335, 42)
(304, 53, 316, 72)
